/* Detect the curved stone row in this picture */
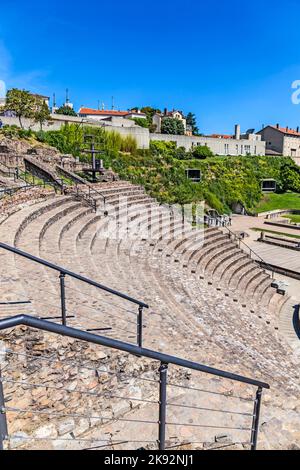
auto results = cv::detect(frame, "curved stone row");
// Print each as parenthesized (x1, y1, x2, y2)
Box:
(1, 182, 300, 449)
(0, 185, 298, 386)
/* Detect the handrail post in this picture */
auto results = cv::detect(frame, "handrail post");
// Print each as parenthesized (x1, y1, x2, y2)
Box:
(0, 368, 8, 450)
(251, 386, 263, 450)
(59, 272, 67, 326)
(137, 306, 143, 348)
(158, 362, 168, 450)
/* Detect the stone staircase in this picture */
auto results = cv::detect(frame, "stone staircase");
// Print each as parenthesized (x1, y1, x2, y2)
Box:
(0, 181, 300, 449)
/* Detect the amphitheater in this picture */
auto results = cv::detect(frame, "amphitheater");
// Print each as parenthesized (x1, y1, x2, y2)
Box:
(0, 143, 300, 450)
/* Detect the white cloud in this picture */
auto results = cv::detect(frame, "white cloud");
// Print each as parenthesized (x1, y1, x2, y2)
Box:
(0, 40, 49, 94)
(0, 41, 12, 78)
(0, 80, 6, 97)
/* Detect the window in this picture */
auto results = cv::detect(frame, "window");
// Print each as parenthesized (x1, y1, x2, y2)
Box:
(186, 169, 201, 183)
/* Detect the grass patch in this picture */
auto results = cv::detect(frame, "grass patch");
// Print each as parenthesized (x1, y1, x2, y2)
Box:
(19, 172, 53, 189)
(251, 227, 300, 240)
(251, 192, 300, 213)
(282, 214, 300, 224)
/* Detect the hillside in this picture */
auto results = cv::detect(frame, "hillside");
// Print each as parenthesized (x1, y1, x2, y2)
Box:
(2, 124, 300, 214)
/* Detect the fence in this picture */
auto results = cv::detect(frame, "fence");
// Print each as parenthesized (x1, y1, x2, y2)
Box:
(0, 159, 107, 211)
(0, 242, 148, 348)
(0, 315, 269, 451)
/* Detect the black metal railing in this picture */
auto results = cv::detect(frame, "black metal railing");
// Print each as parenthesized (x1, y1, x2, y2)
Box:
(69, 183, 107, 212)
(0, 315, 269, 451)
(0, 185, 31, 198)
(0, 242, 148, 347)
(0, 162, 54, 197)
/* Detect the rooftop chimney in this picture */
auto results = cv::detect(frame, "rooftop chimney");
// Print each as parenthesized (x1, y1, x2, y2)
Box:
(297, 127, 299, 133)
(235, 124, 241, 140)
(286, 126, 289, 132)
(164, 108, 168, 116)
(276, 123, 279, 129)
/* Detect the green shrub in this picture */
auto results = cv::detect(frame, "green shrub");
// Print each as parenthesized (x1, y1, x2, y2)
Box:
(0, 125, 33, 139)
(7, 123, 300, 214)
(192, 145, 214, 159)
(132, 117, 149, 128)
(174, 146, 188, 160)
(161, 117, 185, 135)
(120, 135, 138, 153)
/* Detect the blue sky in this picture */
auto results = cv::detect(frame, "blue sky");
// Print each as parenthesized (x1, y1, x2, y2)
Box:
(1, 0, 300, 134)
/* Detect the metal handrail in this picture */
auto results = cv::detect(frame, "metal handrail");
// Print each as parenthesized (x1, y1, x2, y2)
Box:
(11, 169, 64, 194)
(0, 185, 31, 198)
(0, 315, 269, 389)
(57, 165, 106, 209)
(0, 242, 148, 309)
(0, 315, 269, 450)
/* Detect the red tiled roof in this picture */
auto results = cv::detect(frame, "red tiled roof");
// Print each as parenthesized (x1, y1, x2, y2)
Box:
(79, 108, 129, 116)
(271, 125, 300, 137)
(209, 134, 233, 139)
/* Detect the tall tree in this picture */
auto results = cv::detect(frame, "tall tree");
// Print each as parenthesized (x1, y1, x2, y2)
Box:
(4, 88, 36, 128)
(186, 112, 199, 135)
(140, 106, 161, 127)
(34, 99, 51, 130)
(161, 117, 185, 135)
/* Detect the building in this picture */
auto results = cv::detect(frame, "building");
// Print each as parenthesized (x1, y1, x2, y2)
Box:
(152, 109, 187, 134)
(125, 110, 147, 120)
(0, 92, 50, 117)
(78, 108, 146, 122)
(257, 125, 300, 160)
(0, 92, 50, 110)
(150, 124, 265, 156)
(30, 93, 50, 108)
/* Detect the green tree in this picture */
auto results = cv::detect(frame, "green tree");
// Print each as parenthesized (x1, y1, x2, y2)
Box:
(34, 99, 51, 130)
(140, 106, 161, 120)
(161, 117, 185, 135)
(174, 146, 187, 160)
(186, 112, 199, 135)
(281, 163, 300, 192)
(55, 105, 78, 117)
(4, 88, 36, 128)
(140, 106, 161, 128)
(192, 145, 214, 159)
(132, 117, 149, 128)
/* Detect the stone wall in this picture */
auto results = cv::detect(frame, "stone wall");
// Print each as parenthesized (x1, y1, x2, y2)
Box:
(1, 115, 150, 150)
(0, 326, 186, 450)
(150, 133, 266, 156)
(24, 156, 64, 189)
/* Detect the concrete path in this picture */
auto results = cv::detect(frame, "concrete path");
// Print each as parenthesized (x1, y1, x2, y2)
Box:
(230, 214, 300, 352)
(230, 215, 300, 300)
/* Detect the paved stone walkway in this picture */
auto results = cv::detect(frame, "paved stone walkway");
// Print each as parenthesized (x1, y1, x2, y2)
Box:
(230, 215, 300, 301)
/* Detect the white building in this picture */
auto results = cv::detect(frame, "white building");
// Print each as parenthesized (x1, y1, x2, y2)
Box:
(150, 125, 265, 156)
(152, 109, 187, 134)
(257, 125, 300, 157)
